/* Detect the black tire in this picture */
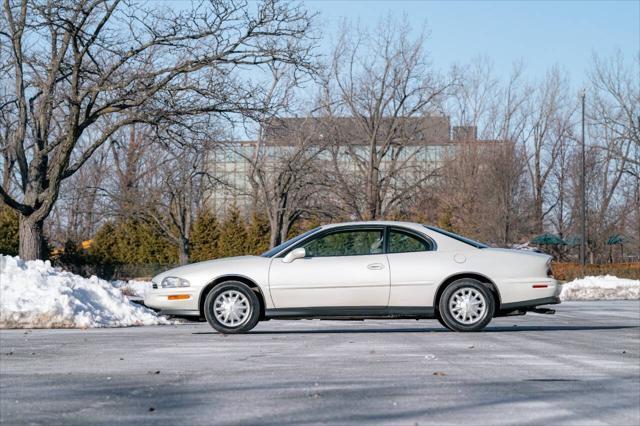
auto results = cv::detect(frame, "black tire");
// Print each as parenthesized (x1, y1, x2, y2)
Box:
(438, 278, 495, 332)
(435, 311, 453, 330)
(203, 281, 260, 334)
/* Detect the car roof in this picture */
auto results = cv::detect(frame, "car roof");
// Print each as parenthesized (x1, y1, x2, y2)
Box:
(320, 221, 424, 230)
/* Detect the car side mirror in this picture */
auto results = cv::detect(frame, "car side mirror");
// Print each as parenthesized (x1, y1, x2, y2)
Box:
(282, 247, 306, 263)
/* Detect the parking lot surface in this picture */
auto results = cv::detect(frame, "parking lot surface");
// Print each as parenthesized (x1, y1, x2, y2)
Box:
(1, 301, 639, 425)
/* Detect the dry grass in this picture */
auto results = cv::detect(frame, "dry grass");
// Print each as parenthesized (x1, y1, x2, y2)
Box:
(552, 262, 640, 282)
(119, 286, 138, 297)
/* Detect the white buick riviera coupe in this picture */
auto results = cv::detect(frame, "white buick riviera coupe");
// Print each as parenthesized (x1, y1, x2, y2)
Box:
(144, 221, 561, 333)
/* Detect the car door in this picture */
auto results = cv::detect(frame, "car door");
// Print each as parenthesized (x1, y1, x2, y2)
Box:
(386, 227, 441, 307)
(268, 227, 390, 308)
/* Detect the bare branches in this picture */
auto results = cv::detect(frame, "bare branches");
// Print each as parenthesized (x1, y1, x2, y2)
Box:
(319, 16, 452, 220)
(588, 50, 639, 167)
(522, 66, 577, 233)
(0, 0, 316, 259)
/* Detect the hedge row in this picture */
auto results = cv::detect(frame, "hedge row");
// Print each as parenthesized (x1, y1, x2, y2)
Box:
(552, 262, 640, 281)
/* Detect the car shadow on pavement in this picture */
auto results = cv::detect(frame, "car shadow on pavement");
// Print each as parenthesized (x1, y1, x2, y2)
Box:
(191, 325, 639, 335)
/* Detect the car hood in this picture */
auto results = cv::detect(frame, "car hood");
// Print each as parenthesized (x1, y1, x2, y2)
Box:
(152, 256, 266, 285)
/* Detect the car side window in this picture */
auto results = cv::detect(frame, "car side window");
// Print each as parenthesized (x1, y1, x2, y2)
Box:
(388, 229, 431, 253)
(303, 229, 384, 257)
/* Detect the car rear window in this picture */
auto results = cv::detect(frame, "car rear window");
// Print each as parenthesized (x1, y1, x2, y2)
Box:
(423, 225, 488, 249)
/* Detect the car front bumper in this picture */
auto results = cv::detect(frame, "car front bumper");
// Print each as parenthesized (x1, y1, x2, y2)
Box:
(144, 287, 200, 316)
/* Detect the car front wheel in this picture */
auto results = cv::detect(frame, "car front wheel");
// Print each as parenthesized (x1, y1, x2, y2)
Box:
(438, 279, 495, 332)
(204, 281, 260, 334)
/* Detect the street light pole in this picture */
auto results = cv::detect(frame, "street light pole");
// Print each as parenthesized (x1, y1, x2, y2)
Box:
(580, 90, 587, 267)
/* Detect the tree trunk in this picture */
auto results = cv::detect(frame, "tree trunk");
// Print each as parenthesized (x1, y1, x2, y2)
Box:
(503, 212, 511, 246)
(279, 218, 292, 246)
(533, 195, 544, 234)
(367, 172, 380, 220)
(178, 238, 190, 265)
(19, 216, 46, 260)
(269, 218, 280, 249)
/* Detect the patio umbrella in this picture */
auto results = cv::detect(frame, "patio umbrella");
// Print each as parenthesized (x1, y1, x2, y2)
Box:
(531, 233, 567, 246)
(606, 234, 625, 262)
(606, 234, 624, 245)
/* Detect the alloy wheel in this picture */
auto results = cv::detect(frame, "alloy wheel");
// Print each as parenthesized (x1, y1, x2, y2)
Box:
(213, 290, 251, 327)
(448, 287, 487, 325)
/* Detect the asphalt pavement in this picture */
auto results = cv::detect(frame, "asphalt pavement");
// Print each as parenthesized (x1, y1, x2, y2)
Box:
(1, 301, 639, 425)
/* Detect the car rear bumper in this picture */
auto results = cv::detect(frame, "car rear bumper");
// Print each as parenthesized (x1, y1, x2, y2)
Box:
(499, 278, 561, 305)
(500, 296, 561, 311)
(496, 295, 561, 317)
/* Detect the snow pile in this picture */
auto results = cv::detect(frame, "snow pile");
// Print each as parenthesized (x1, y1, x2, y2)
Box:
(561, 275, 640, 301)
(0, 255, 169, 329)
(111, 279, 150, 298)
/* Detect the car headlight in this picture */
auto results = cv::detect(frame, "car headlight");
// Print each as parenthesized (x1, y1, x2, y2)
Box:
(160, 277, 191, 288)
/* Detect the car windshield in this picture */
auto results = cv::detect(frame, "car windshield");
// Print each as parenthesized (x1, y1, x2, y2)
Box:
(423, 225, 489, 249)
(261, 227, 321, 257)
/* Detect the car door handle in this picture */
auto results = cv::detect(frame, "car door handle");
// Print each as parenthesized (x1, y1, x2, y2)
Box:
(367, 263, 385, 270)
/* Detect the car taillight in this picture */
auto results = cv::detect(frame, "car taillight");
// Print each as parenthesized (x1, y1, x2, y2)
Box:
(547, 261, 554, 278)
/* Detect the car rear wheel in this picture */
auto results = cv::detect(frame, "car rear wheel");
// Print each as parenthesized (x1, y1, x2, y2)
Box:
(204, 281, 260, 334)
(438, 279, 495, 332)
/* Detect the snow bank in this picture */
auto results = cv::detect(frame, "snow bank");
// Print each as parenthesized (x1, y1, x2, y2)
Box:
(560, 275, 640, 301)
(111, 279, 150, 298)
(0, 255, 169, 329)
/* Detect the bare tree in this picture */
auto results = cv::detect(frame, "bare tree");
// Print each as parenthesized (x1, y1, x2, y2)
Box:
(0, 0, 315, 259)
(439, 59, 531, 245)
(548, 128, 574, 244)
(523, 67, 576, 233)
(580, 51, 639, 261)
(589, 51, 639, 169)
(319, 17, 452, 220)
(252, 118, 326, 247)
(47, 147, 108, 246)
(108, 126, 155, 219)
(230, 63, 324, 247)
(102, 121, 218, 265)
(143, 139, 214, 265)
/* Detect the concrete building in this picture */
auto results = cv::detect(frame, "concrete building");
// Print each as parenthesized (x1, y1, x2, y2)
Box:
(207, 115, 505, 215)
